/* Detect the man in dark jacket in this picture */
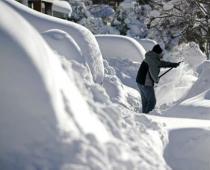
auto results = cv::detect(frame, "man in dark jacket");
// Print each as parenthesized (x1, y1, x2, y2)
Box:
(136, 44, 180, 113)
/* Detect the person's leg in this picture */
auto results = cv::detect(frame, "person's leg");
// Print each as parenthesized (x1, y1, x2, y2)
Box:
(137, 84, 156, 113)
(137, 84, 149, 113)
(147, 86, 156, 112)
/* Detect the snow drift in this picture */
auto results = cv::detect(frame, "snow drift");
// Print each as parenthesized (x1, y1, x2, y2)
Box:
(0, 1, 172, 170)
(0, 2, 112, 169)
(163, 60, 210, 119)
(95, 34, 146, 62)
(42, 29, 84, 64)
(2, 1, 210, 170)
(4, 0, 104, 84)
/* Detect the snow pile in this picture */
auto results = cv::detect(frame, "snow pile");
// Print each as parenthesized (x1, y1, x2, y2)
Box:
(95, 34, 146, 108)
(160, 44, 210, 119)
(42, 29, 85, 64)
(2, 1, 210, 170)
(0, 1, 170, 170)
(155, 42, 206, 109)
(5, 0, 104, 84)
(95, 34, 146, 62)
(185, 61, 210, 99)
(164, 61, 210, 119)
(0, 2, 111, 169)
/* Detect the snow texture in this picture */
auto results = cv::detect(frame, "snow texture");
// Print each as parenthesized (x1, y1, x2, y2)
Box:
(1, 1, 210, 170)
(95, 34, 146, 62)
(5, 0, 104, 84)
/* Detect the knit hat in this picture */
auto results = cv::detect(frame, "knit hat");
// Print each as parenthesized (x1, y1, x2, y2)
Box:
(152, 44, 163, 54)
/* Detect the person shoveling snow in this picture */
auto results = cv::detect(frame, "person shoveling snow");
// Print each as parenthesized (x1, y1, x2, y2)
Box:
(136, 44, 181, 113)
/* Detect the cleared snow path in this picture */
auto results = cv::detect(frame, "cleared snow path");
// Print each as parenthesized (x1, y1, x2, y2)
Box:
(164, 128, 210, 170)
(148, 115, 210, 170)
(124, 110, 210, 170)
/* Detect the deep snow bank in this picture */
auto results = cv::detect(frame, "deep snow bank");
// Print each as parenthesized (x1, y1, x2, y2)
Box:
(0, 2, 112, 169)
(94, 34, 146, 106)
(159, 43, 208, 117)
(0, 4, 59, 169)
(185, 61, 210, 99)
(0, 2, 172, 170)
(163, 61, 210, 119)
(95, 34, 146, 62)
(155, 43, 206, 109)
(42, 29, 84, 64)
(4, 0, 104, 84)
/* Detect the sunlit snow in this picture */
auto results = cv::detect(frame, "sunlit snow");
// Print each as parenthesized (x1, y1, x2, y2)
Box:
(1, 1, 210, 170)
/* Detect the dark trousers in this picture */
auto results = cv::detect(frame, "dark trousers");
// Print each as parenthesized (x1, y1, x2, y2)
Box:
(137, 83, 156, 113)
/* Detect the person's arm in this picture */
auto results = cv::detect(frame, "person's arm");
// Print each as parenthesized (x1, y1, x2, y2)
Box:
(159, 61, 180, 68)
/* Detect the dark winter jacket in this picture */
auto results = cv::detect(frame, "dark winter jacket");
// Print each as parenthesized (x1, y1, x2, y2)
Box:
(136, 51, 179, 86)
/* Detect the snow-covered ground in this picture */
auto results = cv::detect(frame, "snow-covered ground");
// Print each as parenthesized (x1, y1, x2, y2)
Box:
(1, 1, 210, 170)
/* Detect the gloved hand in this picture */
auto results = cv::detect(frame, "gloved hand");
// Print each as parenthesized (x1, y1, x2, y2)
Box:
(174, 61, 182, 68)
(174, 63, 180, 68)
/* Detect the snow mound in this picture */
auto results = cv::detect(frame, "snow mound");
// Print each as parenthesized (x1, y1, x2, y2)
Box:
(0, 2, 111, 168)
(183, 61, 210, 100)
(95, 34, 146, 62)
(162, 61, 210, 119)
(155, 43, 206, 109)
(42, 29, 84, 63)
(4, 1, 210, 170)
(103, 74, 127, 104)
(5, 0, 104, 84)
(160, 60, 210, 120)
(166, 90, 210, 120)
(156, 62, 197, 108)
